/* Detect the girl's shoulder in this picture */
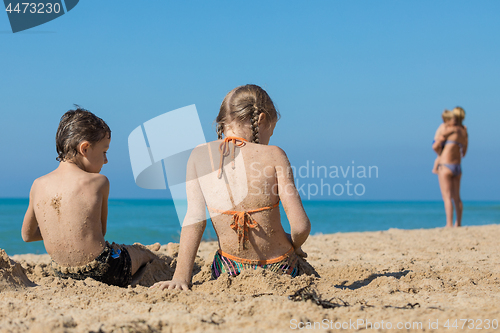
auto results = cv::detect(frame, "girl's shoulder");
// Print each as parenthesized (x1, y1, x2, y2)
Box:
(250, 143, 287, 156)
(260, 145, 291, 167)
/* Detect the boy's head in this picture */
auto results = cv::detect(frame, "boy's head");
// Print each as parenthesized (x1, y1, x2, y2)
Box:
(56, 107, 111, 163)
(442, 110, 454, 124)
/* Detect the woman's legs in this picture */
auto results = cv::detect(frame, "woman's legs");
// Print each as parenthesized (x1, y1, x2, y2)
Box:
(438, 167, 454, 227)
(451, 174, 463, 227)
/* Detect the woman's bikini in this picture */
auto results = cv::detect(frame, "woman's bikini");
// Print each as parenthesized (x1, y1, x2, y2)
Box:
(206, 136, 299, 278)
(437, 140, 464, 176)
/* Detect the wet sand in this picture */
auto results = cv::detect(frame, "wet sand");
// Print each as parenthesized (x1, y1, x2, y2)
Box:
(1, 225, 499, 332)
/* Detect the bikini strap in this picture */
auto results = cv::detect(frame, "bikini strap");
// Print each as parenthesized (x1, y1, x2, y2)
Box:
(217, 136, 247, 179)
(444, 140, 464, 156)
(208, 200, 280, 252)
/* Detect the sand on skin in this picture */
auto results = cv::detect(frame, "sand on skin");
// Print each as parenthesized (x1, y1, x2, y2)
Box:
(0, 225, 499, 333)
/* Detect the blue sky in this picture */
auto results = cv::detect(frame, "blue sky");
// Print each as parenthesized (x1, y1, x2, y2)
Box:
(1, 1, 499, 201)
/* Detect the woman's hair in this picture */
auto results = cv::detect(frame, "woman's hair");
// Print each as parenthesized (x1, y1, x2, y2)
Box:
(215, 84, 280, 143)
(452, 106, 465, 125)
(55, 106, 111, 162)
(442, 110, 453, 122)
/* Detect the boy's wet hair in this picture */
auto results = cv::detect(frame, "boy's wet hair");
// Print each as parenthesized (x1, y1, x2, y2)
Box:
(216, 84, 280, 144)
(55, 106, 111, 162)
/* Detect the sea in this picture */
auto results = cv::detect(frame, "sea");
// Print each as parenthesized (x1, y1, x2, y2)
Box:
(1, 199, 499, 256)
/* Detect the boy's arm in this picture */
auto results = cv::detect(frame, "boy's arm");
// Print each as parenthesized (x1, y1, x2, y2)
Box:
(432, 124, 447, 154)
(100, 176, 110, 237)
(441, 125, 456, 138)
(433, 123, 445, 141)
(152, 150, 206, 291)
(21, 181, 42, 242)
(274, 146, 311, 251)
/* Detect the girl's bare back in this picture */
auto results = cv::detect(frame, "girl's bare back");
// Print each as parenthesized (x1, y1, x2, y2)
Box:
(191, 140, 294, 260)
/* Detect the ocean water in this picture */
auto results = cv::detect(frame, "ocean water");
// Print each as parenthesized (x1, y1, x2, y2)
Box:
(1, 199, 499, 256)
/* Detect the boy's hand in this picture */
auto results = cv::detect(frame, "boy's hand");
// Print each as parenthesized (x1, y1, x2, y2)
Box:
(150, 279, 191, 291)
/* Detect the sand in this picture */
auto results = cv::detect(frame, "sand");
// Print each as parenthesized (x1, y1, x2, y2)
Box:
(1, 225, 499, 333)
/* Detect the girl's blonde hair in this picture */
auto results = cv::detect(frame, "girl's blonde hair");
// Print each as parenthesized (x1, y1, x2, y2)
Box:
(216, 84, 280, 143)
(452, 106, 465, 125)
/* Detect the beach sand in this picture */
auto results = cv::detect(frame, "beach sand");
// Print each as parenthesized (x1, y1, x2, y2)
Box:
(1, 225, 499, 332)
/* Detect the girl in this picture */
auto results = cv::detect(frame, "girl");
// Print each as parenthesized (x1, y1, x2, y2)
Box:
(152, 84, 311, 290)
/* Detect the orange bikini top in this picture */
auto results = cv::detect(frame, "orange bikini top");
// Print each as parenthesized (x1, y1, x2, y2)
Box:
(208, 201, 280, 252)
(207, 136, 280, 252)
(216, 136, 247, 179)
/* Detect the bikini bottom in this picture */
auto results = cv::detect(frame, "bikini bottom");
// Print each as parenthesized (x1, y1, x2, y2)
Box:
(51, 241, 132, 287)
(439, 163, 462, 176)
(211, 247, 299, 279)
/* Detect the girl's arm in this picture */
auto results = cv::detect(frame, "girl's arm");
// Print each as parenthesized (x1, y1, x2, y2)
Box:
(152, 150, 206, 291)
(273, 146, 311, 251)
(22, 181, 43, 242)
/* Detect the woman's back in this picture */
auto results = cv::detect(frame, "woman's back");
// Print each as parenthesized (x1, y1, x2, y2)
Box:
(441, 125, 468, 164)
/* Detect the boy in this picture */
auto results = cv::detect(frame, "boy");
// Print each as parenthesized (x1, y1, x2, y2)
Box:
(22, 107, 159, 287)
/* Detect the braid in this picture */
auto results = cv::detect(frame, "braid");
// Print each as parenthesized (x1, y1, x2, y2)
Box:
(251, 106, 260, 144)
(216, 123, 223, 140)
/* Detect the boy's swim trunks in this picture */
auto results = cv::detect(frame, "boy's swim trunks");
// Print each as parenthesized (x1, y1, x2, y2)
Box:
(211, 247, 299, 279)
(51, 242, 132, 287)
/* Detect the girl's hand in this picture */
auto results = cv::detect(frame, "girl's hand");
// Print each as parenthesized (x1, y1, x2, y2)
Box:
(295, 247, 308, 258)
(286, 232, 308, 258)
(150, 279, 191, 291)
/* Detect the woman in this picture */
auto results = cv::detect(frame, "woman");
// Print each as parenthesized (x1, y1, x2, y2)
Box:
(432, 107, 468, 227)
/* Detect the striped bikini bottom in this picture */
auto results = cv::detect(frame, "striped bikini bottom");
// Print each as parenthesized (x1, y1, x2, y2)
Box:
(211, 248, 299, 279)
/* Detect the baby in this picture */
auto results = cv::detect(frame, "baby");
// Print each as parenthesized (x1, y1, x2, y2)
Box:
(432, 110, 457, 174)
(22, 107, 159, 287)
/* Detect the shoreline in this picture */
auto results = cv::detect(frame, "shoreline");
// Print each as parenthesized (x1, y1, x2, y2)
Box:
(6, 223, 500, 257)
(1, 224, 499, 332)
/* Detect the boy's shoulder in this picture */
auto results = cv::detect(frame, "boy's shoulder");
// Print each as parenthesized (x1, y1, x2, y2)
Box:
(37, 167, 109, 190)
(80, 172, 109, 188)
(31, 169, 57, 188)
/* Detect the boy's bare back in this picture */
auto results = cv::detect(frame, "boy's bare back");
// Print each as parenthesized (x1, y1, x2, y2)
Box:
(23, 152, 109, 267)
